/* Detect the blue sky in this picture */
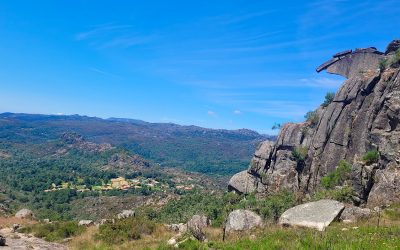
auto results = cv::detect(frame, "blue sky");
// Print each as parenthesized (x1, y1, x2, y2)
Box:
(0, 1, 399, 134)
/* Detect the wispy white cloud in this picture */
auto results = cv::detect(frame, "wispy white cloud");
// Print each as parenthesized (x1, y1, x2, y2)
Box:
(75, 24, 133, 41)
(207, 110, 217, 116)
(76, 23, 157, 49)
(300, 77, 343, 88)
(89, 67, 120, 78)
(233, 110, 241, 115)
(209, 10, 277, 25)
(244, 101, 310, 119)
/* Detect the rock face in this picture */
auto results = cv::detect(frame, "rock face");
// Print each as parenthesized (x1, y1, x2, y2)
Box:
(279, 199, 345, 231)
(15, 209, 33, 219)
(225, 209, 263, 234)
(228, 40, 400, 207)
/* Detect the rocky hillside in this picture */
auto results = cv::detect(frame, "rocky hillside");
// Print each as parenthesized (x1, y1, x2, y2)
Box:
(229, 40, 400, 207)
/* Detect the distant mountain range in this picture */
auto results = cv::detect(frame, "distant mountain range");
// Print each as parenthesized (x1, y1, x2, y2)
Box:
(0, 112, 274, 175)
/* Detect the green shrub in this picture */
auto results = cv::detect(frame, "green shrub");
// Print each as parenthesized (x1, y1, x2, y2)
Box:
(384, 203, 400, 220)
(321, 160, 352, 189)
(291, 147, 308, 165)
(18, 221, 84, 242)
(362, 150, 379, 165)
(313, 186, 354, 202)
(379, 59, 388, 71)
(322, 92, 335, 107)
(304, 111, 319, 127)
(258, 191, 295, 221)
(96, 217, 156, 245)
(390, 48, 400, 65)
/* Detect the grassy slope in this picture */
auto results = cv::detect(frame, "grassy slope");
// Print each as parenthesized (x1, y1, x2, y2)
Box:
(65, 216, 400, 250)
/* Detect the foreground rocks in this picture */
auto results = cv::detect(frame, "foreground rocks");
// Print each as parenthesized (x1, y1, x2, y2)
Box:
(15, 209, 33, 219)
(279, 200, 344, 231)
(228, 40, 400, 207)
(339, 206, 372, 223)
(165, 223, 187, 234)
(0, 228, 66, 250)
(225, 209, 263, 234)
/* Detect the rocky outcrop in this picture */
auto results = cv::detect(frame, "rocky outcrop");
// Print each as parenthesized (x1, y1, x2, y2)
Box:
(0, 227, 67, 250)
(279, 199, 344, 231)
(316, 47, 384, 79)
(78, 220, 94, 226)
(62, 132, 113, 152)
(228, 40, 400, 207)
(224, 209, 263, 234)
(116, 209, 135, 219)
(15, 209, 33, 219)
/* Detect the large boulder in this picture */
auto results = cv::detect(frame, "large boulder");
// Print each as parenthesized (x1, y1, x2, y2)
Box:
(187, 215, 210, 242)
(225, 209, 263, 234)
(339, 206, 371, 223)
(15, 208, 33, 219)
(165, 223, 187, 234)
(228, 170, 261, 194)
(279, 200, 344, 231)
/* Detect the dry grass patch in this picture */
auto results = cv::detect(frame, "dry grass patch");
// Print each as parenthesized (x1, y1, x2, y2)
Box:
(70, 224, 174, 250)
(0, 217, 36, 229)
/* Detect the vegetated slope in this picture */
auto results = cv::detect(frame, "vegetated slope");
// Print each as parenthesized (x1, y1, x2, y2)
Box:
(0, 113, 272, 176)
(229, 40, 400, 207)
(0, 131, 225, 220)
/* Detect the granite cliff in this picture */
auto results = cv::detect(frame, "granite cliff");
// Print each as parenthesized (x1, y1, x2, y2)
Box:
(229, 40, 400, 207)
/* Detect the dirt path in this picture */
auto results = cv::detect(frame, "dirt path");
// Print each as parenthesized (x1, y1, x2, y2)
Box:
(0, 228, 67, 250)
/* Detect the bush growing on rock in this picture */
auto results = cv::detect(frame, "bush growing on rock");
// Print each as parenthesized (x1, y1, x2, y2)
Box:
(390, 48, 400, 66)
(304, 111, 319, 127)
(379, 59, 388, 71)
(362, 150, 379, 165)
(322, 92, 335, 107)
(312, 186, 354, 202)
(291, 147, 308, 166)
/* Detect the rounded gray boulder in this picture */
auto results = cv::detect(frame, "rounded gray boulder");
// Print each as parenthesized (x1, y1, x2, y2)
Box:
(225, 209, 263, 234)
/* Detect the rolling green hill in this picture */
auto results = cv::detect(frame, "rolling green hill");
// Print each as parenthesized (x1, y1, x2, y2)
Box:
(0, 112, 272, 176)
